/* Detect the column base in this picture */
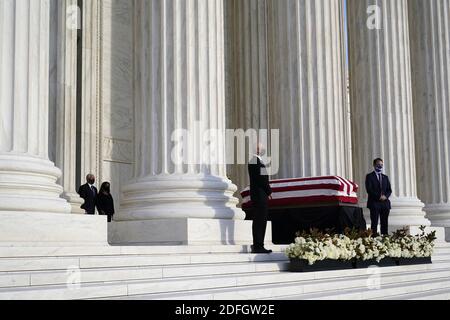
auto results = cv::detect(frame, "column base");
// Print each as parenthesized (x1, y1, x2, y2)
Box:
(389, 197, 431, 227)
(0, 154, 71, 214)
(62, 191, 85, 214)
(423, 203, 450, 227)
(109, 218, 272, 246)
(0, 212, 108, 245)
(118, 174, 246, 221)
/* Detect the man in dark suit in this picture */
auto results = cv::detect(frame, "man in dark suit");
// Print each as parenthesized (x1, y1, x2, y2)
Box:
(78, 174, 98, 215)
(365, 158, 392, 236)
(248, 143, 273, 254)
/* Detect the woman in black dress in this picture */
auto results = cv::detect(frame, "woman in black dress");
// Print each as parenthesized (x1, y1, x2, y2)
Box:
(96, 182, 115, 222)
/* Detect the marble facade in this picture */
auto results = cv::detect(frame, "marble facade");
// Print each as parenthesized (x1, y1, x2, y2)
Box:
(0, 0, 449, 245)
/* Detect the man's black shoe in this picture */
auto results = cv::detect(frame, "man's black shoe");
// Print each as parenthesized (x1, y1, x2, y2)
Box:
(251, 246, 272, 254)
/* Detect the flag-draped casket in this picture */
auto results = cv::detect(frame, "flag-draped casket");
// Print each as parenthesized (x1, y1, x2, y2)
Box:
(241, 176, 359, 209)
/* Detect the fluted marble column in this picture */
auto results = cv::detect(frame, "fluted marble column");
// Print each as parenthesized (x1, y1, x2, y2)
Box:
(225, 0, 270, 194)
(409, 0, 450, 226)
(0, 0, 71, 215)
(117, 0, 244, 222)
(347, 0, 430, 227)
(55, 0, 84, 213)
(80, 0, 102, 183)
(266, 0, 351, 179)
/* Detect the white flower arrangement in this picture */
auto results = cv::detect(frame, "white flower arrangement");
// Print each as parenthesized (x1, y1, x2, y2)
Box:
(286, 226, 436, 265)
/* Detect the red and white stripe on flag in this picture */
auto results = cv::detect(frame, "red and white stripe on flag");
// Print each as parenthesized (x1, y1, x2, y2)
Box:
(240, 176, 359, 209)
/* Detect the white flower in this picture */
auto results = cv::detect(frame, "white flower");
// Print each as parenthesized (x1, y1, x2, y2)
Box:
(358, 244, 366, 253)
(286, 227, 435, 265)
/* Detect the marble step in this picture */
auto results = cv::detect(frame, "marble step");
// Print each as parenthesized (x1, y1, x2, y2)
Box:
(24, 260, 450, 300)
(1, 250, 448, 288)
(0, 242, 447, 259)
(285, 275, 450, 300)
(2, 257, 450, 300)
(0, 244, 446, 265)
(434, 247, 450, 254)
(2, 248, 448, 273)
(430, 253, 450, 261)
(0, 242, 448, 299)
(434, 244, 450, 249)
(380, 286, 450, 300)
(3, 255, 450, 291)
(109, 265, 450, 300)
(0, 252, 288, 272)
(0, 245, 287, 258)
(1, 246, 448, 280)
(0, 281, 128, 300)
(0, 261, 289, 288)
(1, 241, 446, 259)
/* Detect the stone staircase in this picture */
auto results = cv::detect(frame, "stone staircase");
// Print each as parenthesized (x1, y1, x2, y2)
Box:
(0, 242, 450, 300)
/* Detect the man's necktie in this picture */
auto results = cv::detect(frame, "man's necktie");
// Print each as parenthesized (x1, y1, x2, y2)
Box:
(378, 174, 383, 195)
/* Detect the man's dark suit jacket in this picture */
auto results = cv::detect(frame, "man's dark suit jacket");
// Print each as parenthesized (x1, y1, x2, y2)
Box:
(78, 183, 98, 213)
(365, 171, 392, 210)
(248, 156, 272, 203)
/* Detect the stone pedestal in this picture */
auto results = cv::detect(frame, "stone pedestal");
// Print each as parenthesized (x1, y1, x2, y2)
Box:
(347, 0, 430, 228)
(110, 218, 265, 246)
(113, 0, 247, 245)
(0, 212, 107, 245)
(409, 0, 450, 227)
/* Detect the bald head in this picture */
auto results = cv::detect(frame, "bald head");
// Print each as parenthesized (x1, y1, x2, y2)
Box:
(86, 174, 95, 184)
(256, 142, 266, 156)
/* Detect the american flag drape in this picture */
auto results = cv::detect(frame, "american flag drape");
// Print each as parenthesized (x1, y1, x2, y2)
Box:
(241, 176, 359, 209)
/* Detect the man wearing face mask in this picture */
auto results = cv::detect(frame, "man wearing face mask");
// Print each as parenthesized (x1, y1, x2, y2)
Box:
(78, 174, 98, 215)
(248, 142, 273, 254)
(365, 158, 392, 235)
